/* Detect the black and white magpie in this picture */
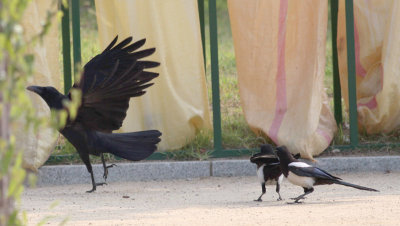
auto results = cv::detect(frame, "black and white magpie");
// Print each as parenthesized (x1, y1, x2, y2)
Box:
(250, 144, 300, 202)
(275, 146, 379, 203)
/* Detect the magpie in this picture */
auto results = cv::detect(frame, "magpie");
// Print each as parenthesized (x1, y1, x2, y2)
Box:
(250, 144, 300, 201)
(27, 36, 162, 193)
(275, 146, 378, 203)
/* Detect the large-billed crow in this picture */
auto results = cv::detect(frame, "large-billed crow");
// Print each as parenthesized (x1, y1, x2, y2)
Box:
(27, 36, 162, 192)
(275, 146, 378, 203)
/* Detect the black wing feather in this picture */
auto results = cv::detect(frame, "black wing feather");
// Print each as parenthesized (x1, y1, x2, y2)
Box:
(102, 35, 118, 53)
(69, 36, 159, 132)
(123, 39, 146, 52)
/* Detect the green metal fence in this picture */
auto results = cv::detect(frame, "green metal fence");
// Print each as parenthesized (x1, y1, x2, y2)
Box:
(330, 0, 400, 150)
(50, 0, 399, 163)
(344, 0, 359, 147)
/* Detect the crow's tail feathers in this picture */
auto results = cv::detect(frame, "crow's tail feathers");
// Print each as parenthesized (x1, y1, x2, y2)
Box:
(98, 130, 161, 161)
(333, 180, 379, 192)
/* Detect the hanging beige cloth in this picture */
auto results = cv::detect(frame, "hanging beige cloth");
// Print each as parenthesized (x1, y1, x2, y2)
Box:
(95, 0, 211, 151)
(337, 0, 400, 134)
(228, 0, 337, 159)
(20, 0, 61, 171)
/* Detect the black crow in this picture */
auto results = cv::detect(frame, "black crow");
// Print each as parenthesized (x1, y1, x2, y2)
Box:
(27, 36, 162, 192)
(250, 144, 300, 201)
(275, 146, 378, 203)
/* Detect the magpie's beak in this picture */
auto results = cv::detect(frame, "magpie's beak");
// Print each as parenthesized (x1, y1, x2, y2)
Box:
(27, 86, 43, 94)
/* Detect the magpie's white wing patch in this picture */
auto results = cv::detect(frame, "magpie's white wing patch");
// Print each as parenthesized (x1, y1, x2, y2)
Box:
(287, 162, 317, 188)
(289, 162, 311, 168)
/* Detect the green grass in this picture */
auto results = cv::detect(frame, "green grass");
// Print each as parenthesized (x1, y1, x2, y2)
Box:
(167, 130, 214, 161)
(52, 0, 399, 164)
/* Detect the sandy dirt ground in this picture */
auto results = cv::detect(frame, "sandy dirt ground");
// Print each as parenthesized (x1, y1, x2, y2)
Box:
(22, 172, 400, 226)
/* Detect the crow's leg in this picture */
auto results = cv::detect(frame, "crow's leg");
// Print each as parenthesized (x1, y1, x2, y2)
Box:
(78, 151, 106, 193)
(254, 183, 266, 202)
(290, 187, 314, 203)
(101, 153, 116, 181)
(87, 172, 107, 193)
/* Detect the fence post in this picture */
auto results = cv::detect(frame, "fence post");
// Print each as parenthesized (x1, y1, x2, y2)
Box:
(330, 0, 343, 125)
(209, 0, 223, 152)
(198, 0, 206, 68)
(345, 0, 359, 146)
(61, 1, 72, 94)
(71, 0, 81, 80)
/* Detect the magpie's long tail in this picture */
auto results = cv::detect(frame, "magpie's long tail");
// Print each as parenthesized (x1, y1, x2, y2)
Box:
(333, 180, 379, 192)
(97, 130, 161, 161)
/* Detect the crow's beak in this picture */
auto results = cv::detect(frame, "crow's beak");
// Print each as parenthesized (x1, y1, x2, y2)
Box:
(27, 86, 43, 94)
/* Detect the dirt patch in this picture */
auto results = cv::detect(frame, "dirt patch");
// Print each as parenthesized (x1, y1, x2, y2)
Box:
(22, 172, 400, 225)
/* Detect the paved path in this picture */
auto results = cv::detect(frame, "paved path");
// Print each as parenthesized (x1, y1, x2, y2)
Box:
(22, 172, 400, 225)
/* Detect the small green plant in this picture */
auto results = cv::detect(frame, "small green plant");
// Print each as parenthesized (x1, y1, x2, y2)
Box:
(1, 0, 38, 224)
(0, 0, 41, 224)
(0, 0, 65, 224)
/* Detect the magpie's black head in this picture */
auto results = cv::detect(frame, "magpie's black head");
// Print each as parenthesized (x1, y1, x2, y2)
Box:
(275, 146, 296, 164)
(27, 86, 65, 110)
(260, 144, 274, 155)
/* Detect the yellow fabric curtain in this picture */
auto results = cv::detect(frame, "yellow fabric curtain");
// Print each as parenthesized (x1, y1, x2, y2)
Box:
(228, 0, 337, 159)
(337, 0, 400, 134)
(20, 0, 60, 171)
(95, 0, 211, 151)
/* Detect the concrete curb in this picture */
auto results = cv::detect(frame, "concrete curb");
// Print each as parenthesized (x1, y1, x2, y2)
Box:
(36, 156, 400, 186)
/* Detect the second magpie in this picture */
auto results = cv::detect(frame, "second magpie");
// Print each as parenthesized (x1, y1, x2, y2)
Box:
(275, 146, 378, 203)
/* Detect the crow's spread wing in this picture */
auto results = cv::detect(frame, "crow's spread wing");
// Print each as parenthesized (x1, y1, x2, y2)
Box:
(288, 165, 342, 180)
(69, 36, 159, 132)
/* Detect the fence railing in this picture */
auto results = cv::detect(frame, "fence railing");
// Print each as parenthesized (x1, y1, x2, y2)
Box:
(49, 0, 399, 163)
